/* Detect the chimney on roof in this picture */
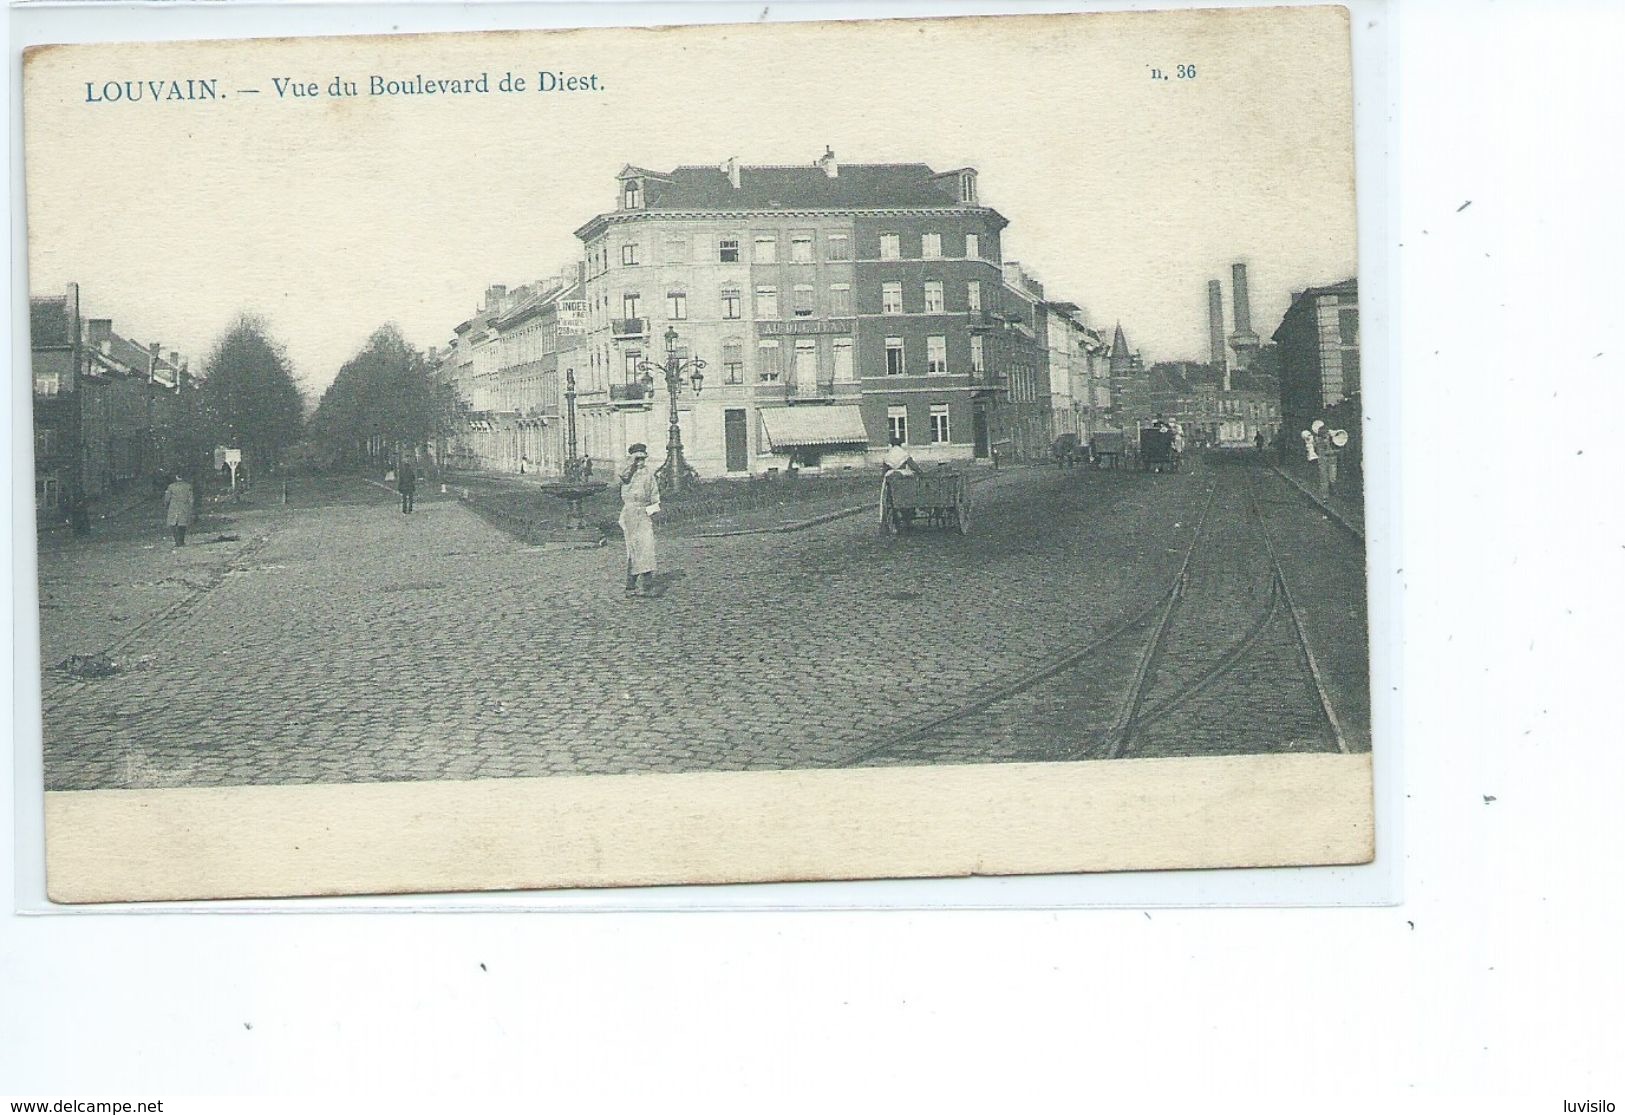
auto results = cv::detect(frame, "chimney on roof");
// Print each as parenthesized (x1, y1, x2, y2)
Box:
(168, 350, 180, 369)
(725, 156, 741, 189)
(87, 318, 112, 347)
(486, 284, 507, 310)
(817, 146, 838, 178)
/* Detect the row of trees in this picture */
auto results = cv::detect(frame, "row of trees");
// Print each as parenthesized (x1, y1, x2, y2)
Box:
(189, 317, 463, 476)
(308, 325, 465, 468)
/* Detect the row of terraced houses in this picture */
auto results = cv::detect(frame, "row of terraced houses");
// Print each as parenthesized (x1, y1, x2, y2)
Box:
(434, 150, 1117, 478)
(30, 283, 199, 517)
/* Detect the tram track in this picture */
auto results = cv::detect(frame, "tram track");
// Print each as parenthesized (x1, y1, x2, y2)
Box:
(834, 458, 1357, 768)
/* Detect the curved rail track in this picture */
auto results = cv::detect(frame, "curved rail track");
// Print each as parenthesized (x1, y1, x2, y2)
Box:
(832, 459, 1358, 768)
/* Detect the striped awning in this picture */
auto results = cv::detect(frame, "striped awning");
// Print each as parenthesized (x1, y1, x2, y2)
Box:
(760, 405, 869, 450)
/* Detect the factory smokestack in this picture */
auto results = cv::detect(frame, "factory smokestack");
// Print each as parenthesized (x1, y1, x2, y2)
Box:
(1207, 279, 1227, 390)
(1228, 262, 1261, 371)
(1232, 263, 1253, 336)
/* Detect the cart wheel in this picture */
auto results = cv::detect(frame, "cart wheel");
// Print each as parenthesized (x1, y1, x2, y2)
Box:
(879, 487, 894, 536)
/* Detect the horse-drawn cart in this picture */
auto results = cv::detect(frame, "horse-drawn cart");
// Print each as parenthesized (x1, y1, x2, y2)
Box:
(880, 469, 972, 536)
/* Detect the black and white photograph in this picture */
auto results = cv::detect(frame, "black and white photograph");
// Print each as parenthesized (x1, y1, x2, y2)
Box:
(21, 7, 1373, 900)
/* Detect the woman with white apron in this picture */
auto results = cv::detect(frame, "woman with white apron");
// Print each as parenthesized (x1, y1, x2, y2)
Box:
(618, 443, 660, 598)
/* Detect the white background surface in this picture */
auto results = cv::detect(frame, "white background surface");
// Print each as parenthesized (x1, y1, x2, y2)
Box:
(3, 0, 1622, 1103)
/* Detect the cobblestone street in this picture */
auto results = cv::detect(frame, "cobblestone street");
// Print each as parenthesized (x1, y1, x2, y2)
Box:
(38, 461, 1368, 790)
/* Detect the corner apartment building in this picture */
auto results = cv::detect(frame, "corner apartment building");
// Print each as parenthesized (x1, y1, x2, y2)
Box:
(1272, 278, 1360, 442)
(30, 283, 196, 516)
(572, 149, 1017, 475)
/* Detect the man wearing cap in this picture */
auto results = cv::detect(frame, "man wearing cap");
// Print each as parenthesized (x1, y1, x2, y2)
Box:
(618, 443, 660, 598)
(1311, 419, 1339, 499)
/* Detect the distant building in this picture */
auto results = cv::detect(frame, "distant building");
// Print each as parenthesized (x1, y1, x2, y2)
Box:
(995, 262, 1052, 459)
(30, 283, 196, 517)
(1272, 277, 1360, 450)
(438, 270, 582, 475)
(572, 150, 1020, 475)
(1040, 298, 1111, 441)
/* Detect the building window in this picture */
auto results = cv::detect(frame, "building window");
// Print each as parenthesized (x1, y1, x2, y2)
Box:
(790, 233, 815, 263)
(33, 371, 61, 397)
(623, 179, 643, 209)
(719, 237, 741, 263)
(971, 335, 985, 374)
(882, 282, 904, 315)
(959, 171, 977, 204)
(793, 339, 818, 382)
(827, 233, 851, 261)
(722, 339, 744, 384)
(885, 337, 905, 376)
(666, 291, 688, 320)
(927, 335, 948, 374)
(829, 284, 852, 316)
(624, 350, 643, 381)
(965, 233, 980, 259)
(755, 287, 779, 320)
(879, 233, 901, 260)
(924, 281, 944, 314)
(36, 474, 60, 511)
(793, 285, 816, 317)
(833, 337, 855, 382)
(721, 288, 742, 320)
(756, 339, 782, 381)
(922, 232, 942, 259)
(1339, 307, 1360, 346)
(622, 293, 642, 321)
(754, 235, 778, 263)
(930, 404, 951, 443)
(35, 429, 56, 457)
(622, 243, 640, 266)
(967, 281, 982, 312)
(887, 405, 908, 443)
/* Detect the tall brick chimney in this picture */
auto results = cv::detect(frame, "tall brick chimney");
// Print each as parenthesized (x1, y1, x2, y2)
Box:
(87, 318, 113, 348)
(1227, 262, 1261, 371)
(725, 156, 741, 189)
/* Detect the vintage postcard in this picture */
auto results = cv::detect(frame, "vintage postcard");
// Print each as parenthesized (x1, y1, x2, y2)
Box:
(21, 6, 1374, 902)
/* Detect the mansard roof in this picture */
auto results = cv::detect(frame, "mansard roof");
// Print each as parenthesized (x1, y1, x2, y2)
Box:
(642, 161, 963, 211)
(29, 296, 71, 347)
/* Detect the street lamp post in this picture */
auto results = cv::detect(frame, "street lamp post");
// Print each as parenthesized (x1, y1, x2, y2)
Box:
(563, 368, 583, 482)
(635, 326, 706, 496)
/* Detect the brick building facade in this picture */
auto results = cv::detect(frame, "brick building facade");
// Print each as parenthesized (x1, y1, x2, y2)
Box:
(30, 283, 197, 518)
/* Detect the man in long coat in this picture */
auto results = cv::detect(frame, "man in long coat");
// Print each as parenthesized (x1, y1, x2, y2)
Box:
(618, 444, 660, 598)
(164, 473, 195, 547)
(397, 454, 417, 514)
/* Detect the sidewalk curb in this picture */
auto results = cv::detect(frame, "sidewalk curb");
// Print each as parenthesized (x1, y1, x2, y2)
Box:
(1266, 464, 1365, 542)
(685, 468, 1023, 539)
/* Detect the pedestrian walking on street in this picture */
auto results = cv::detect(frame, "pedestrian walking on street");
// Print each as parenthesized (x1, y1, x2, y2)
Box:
(1254, 430, 1266, 455)
(618, 444, 660, 598)
(398, 454, 417, 514)
(164, 472, 195, 547)
(1311, 419, 1339, 499)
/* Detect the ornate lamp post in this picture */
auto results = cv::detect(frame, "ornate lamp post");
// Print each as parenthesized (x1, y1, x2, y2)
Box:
(635, 326, 706, 495)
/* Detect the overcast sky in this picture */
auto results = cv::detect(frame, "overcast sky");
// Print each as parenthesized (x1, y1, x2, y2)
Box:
(25, 8, 1356, 399)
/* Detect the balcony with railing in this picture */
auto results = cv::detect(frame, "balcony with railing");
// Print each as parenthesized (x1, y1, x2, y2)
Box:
(785, 373, 841, 403)
(612, 317, 648, 340)
(608, 380, 653, 409)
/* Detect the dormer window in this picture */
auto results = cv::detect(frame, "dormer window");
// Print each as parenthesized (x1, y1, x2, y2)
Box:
(958, 170, 978, 204)
(623, 178, 644, 210)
